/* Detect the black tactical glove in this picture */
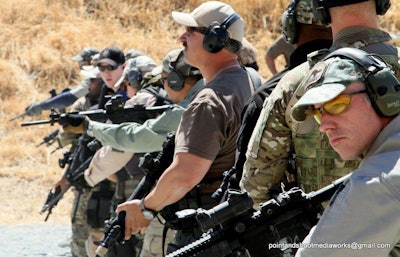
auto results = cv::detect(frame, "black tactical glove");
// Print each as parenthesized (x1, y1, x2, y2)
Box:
(59, 114, 89, 134)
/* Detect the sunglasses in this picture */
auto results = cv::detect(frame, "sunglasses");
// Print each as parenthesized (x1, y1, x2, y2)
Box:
(98, 65, 119, 72)
(312, 90, 367, 124)
(186, 27, 208, 35)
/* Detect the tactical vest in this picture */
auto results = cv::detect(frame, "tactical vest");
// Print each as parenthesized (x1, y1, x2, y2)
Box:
(290, 117, 359, 192)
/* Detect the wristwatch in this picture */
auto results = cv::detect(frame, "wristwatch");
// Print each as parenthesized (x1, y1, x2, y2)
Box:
(140, 198, 157, 220)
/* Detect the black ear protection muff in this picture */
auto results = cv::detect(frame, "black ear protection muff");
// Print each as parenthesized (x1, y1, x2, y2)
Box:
(282, 0, 299, 44)
(203, 13, 241, 53)
(167, 51, 186, 91)
(167, 51, 201, 91)
(127, 67, 143, 88)
(323, 47, 400, 117)
(314, 0, 391, 26)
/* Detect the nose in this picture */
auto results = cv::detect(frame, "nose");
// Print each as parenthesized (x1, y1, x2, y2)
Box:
(318, 112, 335, 133)
(179, 31, 187, 43)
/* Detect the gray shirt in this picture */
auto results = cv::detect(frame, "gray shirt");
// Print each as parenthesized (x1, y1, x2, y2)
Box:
(296, 115, 400, 257)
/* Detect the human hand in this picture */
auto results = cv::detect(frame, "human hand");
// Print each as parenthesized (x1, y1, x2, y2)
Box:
(25, 102, 43, 116)
(116, 199, 151, 240)
(59, 114, 88, 134)
(54, 177, 70, 191)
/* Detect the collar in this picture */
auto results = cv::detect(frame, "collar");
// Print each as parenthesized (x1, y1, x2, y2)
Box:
(179, 79, 206, 108)
(363, 115, 400, 159)
(207, 64, 241, 84)
(331, 26, 392, 50)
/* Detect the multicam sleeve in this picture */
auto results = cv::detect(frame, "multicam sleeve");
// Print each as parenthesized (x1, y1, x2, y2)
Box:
(240, 82, 293, 209)
(239, 63, 308, 209)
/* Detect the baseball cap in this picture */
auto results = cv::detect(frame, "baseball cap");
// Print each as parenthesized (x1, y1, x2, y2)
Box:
(97, 46, 125, 67)
(114, 55, 157, 88)
(125, 48, 145, 60)
(162, 49, 201, 76)
(172, 1, 244, 42)
(290, 56, 366, 122)
(80, 65, 101, 79)
(71, 47, 99, 62)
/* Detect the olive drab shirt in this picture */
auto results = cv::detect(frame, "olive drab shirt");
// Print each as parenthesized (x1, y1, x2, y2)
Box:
(240, 26, 400, 209)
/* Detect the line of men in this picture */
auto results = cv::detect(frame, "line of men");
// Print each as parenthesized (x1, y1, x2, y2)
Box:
(21, 0, 400, 257)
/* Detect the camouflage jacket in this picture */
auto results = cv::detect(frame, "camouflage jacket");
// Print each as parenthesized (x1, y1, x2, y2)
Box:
(240, 26, 400, 208)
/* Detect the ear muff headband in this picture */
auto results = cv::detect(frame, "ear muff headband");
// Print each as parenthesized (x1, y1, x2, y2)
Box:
(203, 13, 241, 53)
(323, 47, 400, 117)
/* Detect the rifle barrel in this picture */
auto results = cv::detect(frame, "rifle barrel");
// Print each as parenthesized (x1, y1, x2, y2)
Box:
(9, 112, 27, 121)
(20, 120, 55, 127)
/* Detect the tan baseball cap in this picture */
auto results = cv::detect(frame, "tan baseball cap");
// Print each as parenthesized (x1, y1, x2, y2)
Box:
(172, 1, 244, 42)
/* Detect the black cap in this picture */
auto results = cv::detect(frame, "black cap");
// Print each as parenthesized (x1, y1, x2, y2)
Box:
(97, 46, 125, 67)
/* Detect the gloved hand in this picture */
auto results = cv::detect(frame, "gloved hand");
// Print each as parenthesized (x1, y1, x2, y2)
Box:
(59, 114, 88, 134)
(25, 102, 43, 116)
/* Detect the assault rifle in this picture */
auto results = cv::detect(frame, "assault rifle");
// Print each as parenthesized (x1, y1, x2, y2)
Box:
(36, 129, 59, 147)
(40, 133, 101, 221)
(40, 155, 93, 221)
(166, 173, 351, 257)
(95, 132, 176, 257)
(20, 95, 171, 127)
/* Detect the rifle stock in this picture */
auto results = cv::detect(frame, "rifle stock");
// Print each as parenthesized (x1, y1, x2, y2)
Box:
(166, 174, 351, 257)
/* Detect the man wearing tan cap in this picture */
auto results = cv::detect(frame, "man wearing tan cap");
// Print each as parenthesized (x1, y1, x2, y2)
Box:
(115, 1, 252, 253)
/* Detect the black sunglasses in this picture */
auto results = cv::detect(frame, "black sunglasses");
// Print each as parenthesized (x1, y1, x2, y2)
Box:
(98, 65, 118, 72)
(186, 27, 208, 35)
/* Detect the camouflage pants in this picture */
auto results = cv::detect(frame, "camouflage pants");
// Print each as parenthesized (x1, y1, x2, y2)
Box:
(71, 187, 92, 257)
(140, 219, 176, 257)
(112, 178, 175, 257)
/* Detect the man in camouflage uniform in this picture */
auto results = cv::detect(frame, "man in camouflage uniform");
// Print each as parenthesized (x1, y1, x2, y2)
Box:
(240, 0, 399, 208)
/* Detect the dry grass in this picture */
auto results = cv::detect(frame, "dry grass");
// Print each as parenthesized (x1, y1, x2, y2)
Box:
(0, 0, 399, 225)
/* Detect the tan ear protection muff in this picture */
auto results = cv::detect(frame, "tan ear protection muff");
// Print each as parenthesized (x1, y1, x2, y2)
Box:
(323, 47, 400, 117)
(282, 0, 300, 44)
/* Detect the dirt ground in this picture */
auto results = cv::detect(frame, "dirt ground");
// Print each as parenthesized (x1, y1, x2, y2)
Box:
(0, 173, 73, 225)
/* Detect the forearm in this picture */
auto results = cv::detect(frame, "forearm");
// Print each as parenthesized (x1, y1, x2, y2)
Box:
(144, 152, 212, 212)
(40, 92, 78, 110)
(265, 55, 278, 75)
(87, 108, 183, 153)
